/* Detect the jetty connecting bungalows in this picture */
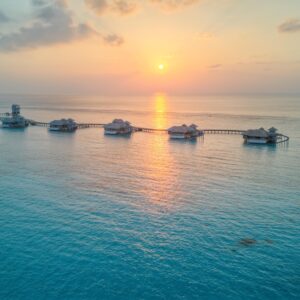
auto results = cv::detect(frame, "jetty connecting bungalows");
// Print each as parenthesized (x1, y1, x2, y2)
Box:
(104, 119, 133, 135)
(0, 104, 29, 128)
(243, 127, 278, 144)
(49, 119, 78, 132)
(0, 105, 289, 145)
(168, 124, 200, 139)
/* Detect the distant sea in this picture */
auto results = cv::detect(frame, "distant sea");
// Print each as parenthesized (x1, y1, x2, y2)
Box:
(0, 94, 299, 299)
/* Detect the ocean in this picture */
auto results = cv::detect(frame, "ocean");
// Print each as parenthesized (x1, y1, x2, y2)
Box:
(0, 94, 299, 299)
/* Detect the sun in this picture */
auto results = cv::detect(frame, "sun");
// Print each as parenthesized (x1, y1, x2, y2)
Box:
(158, 64, 165, 71)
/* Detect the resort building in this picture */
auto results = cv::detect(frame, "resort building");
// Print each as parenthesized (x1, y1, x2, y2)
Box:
(168, 124, 199, 139)
(0, 104, 29, 128)
(49, 119, 78, 132)
(104, 119, 133, 135)
(243, 127, 278, 144)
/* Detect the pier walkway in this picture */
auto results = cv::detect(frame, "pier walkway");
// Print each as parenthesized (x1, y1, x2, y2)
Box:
(275, 134, 290, 143)
(29, 121, 245, 135)
(28, 120, 105, 128)
(133, 127, 246, 135)
(1, 105, 290, 144)
(16, 120, 290, 144)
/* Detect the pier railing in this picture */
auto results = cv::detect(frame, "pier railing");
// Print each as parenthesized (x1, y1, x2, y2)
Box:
(29, 122, 246, 135)
(13, 119, 291, 144)
(203, 129, 245, 135)
(276, 134, 289, 143)
(133, 127, 246, 135)
(28, 121, 105, 128)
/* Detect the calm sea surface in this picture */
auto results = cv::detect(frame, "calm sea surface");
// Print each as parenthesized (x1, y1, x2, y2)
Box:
(0, 94, 299, 299)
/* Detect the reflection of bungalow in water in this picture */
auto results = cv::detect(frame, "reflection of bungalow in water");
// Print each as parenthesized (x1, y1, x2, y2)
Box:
(243, 127, 278, 144)
(0, 104, 29, 128)
(104, 119, 133, 135)
(49, 119, 78, 132)
(168, 124, 199, 139)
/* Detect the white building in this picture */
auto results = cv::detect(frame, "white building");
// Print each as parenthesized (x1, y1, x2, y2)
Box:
(0, 104, 29, 128)
(243, 127, 278, 144)
(168, 124, 199, 139)
(104, 119, 133, 135)
(49, 119, 78, 132)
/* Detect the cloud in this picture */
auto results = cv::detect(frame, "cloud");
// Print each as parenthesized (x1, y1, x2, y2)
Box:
(149, 0, 200, 11)
(0, 0, 124, 52)
(85, 0, 200, 15)
(103, 34, 124, 45)
(278, 18, 300, 33)
(208, 64, 222, 69)
(113, 0, 138, 14)
(0, 10, 10, 23)
(85, 0, 138, 15)
(85, 0, 108, 14)
(197, 31, 216, 40)
(32, 0, 48, 6)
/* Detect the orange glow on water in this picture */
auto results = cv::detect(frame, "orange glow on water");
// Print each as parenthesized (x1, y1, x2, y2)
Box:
(140, 134, 180, 209)
(154, 94, 168, 129)
(155, 94, 167, 113)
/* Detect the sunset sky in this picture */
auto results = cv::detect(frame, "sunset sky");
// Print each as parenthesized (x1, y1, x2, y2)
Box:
(0, 0, 300, 95)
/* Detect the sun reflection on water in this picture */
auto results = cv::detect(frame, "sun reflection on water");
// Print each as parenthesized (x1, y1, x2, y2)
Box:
(136, 94, 182, 209)
(154, 93, 168, 130)
(139, 134, 181, 209)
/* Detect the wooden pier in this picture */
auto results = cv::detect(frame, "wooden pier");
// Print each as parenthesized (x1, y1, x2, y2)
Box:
(203, 129, 245, 135)
(28, 120, 48, 127)
(28, 121, 105, 128)
(275, 134, 290, 143)
(133, 127, 167, 133)
(29, 122, 246, 135)
(133, 128, 245, 135)
(7, 118, 290, 144)
(1, 105, 289, 144)
(77, 123, 105, 128)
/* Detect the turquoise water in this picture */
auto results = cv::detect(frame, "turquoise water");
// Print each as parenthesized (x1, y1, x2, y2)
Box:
(0, 94, 299, 299)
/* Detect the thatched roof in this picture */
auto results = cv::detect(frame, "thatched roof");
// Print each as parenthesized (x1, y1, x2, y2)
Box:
(50, 119, 77, 126)
(244, 128, 269, 138)
(268, 127, 277, 133)
(168, 124, 198, 134)
(104, 119, 131, 130)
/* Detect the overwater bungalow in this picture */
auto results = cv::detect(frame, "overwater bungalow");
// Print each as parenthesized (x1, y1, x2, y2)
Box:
(0, 104, 29, 128)
(243, 127, 278, 144)
(168, 124, 199, 139)
(104, 119, 133, 135)
(49, 119, 78, 132)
